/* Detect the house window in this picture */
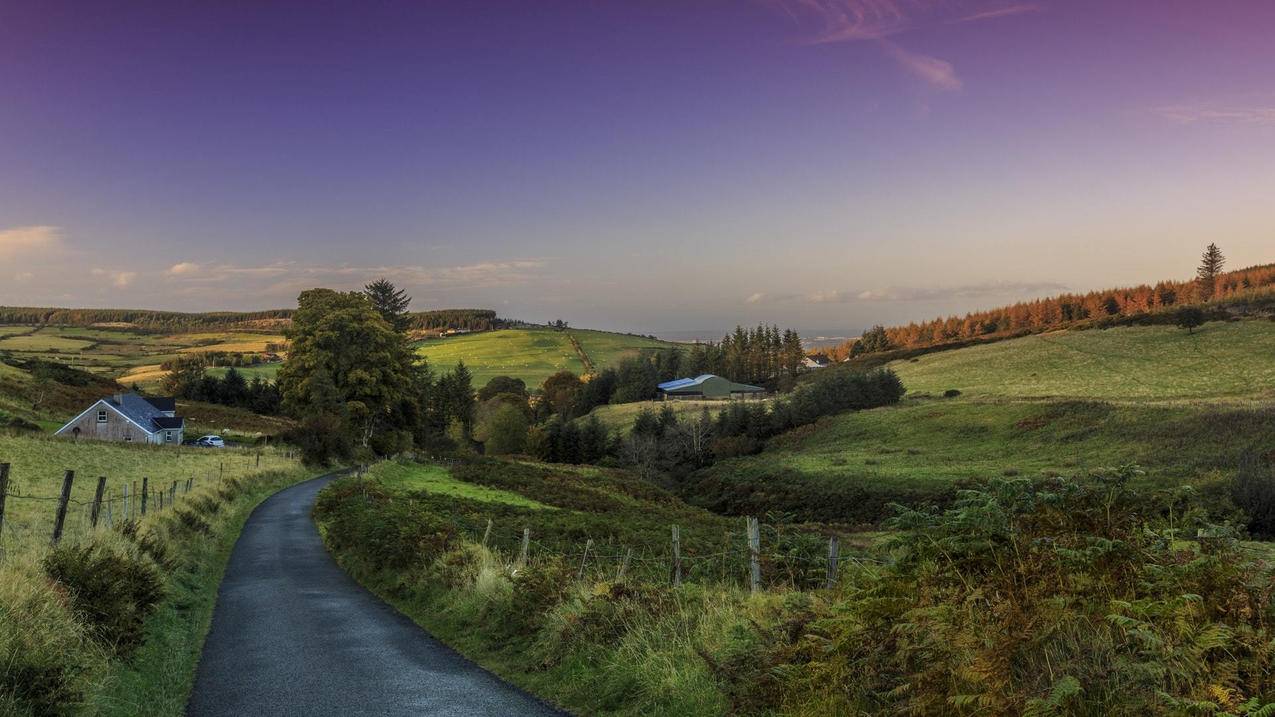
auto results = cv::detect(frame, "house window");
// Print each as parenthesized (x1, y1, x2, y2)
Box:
(165, 431, 174, 443)
(97, 410, 108, 423)
(124, 433, 133, 442)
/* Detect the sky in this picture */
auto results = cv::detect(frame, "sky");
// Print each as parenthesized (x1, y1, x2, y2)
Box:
(2, 0, 1274, 336)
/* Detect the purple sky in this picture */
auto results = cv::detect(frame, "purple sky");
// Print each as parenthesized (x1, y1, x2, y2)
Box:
(3, 1, 1274, 334)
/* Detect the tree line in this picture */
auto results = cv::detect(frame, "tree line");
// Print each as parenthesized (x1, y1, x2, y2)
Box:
(0, 305, 508, 334)
(829, 246, 1274, 359)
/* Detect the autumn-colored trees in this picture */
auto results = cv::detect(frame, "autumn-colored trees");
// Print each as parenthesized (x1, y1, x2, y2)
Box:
(839, 257, 1274, 357)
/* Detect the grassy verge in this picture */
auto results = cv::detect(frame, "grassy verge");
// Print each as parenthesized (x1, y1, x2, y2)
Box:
(0, 461, 321, 716)
(85, 466, 322, 716)
(315, 462, 1275, 716)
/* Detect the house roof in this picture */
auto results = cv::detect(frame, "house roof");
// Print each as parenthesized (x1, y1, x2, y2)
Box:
(657, 374, 718, 391)
(107, 393, 183, 433)
(657, 374, 765, 393)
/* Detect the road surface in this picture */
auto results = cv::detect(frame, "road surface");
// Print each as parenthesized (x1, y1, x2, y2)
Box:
(187, 472, 565, 717)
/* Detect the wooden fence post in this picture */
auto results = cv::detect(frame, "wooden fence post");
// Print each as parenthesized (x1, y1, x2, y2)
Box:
(671, 524, 682, 587)
(826, 535, 840, 590)
(0, 463, 10, 539)
(747, 516, 761, 593)
(219, 462, 224, 481)
(518, 527, 530, 568)
(617, 548, 633, 582)
(141, 477, 149, 515)
(105, 490, 114, 528)
(122, 483, 130, 520)
(170, 480, 177, 506)
(90, 476, 107, 528)
(51, 470, 74, 546)
(255, 450, 260, 468)
(482, 519, 492, 546)
(577, 538, 593, 580)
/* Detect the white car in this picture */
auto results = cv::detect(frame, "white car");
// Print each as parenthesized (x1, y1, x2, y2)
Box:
(196, 435, 226, 448)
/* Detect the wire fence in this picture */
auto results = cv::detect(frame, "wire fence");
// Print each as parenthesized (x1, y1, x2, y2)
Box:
(366, 473, 887, 592)
(0, 449, 293, 562)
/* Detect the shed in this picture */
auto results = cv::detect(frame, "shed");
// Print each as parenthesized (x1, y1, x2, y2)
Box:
(657, 374, 765, 400)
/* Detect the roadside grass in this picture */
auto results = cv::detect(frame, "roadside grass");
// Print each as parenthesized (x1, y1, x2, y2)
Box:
(890, 320, 1275, 402)
(314, 461, 806, 716)
(370, 460, 552, 509)
(0, 433, 298, 557)
(0, 431, 318, 716)
(84, 466, 321, 717)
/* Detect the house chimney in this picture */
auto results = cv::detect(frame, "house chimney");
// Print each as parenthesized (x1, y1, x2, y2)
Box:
(113, 392, 124, 404)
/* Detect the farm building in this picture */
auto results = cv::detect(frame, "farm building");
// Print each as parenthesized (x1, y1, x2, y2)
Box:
(657, 374, 765, 400)
(55, 392, 185, 445)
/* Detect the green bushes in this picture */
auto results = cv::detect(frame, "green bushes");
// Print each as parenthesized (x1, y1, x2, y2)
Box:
(0, 561, 106, 717)
(40, 541, 165, 656)
(1232, 451, 1275, 537)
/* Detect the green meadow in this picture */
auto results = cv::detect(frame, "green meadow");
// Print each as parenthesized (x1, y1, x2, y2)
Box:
(683, 319, 1275, 524)
(0, 433, 299, 555)
(414, 327, 677, 387)
(891, 320, 1275, 402)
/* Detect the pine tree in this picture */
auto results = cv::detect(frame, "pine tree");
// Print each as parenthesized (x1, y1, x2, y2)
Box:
(1196, 243, 1225, 302)
(363, 278, 412, 332)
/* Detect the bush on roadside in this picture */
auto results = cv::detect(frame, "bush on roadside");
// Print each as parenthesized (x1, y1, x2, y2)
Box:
(41, 540, 165, 656)
(0, 561, 104, 717)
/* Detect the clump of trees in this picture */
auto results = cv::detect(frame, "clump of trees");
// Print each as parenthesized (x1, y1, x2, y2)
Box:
(276, 280, 475, 465)
(681, 325, 806, 387)
(162, 358, 283, 414)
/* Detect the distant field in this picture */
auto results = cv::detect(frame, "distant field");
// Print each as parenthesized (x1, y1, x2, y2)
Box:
(686, 397, 1275, 524)
(205, 364, 281, 382)
(580, 399, 763, 432)
(0, 433, 299, 555)
(0, 325, 285, 392)
(370, 460, 552, 509)
(414, 327, 679, 388)
(890, 320, 1275, 402)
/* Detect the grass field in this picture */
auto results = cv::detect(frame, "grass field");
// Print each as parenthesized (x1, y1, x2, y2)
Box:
(0, 325, 285, 391)
(414, 327, 678, 388)
(890, 320, 1275, 402)
(0, 433, 299, 556)
(369, 461, 552, 509)
(683, 319, 1275, 525)
(578, 399, 759, 432)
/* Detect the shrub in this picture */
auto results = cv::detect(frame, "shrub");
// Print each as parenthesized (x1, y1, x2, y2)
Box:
(1231, 451, 1275, 537)
(41, 541, 165, 656)
(114, 520, 176, 571)
(0, 561, 104, 717)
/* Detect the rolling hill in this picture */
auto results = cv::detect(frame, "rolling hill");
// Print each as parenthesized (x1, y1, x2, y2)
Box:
(681, 318, 1275, 524)
(413, 327, 678, 387)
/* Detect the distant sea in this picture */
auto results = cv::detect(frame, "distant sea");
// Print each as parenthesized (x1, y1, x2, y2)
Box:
(655, 329, 861, 350)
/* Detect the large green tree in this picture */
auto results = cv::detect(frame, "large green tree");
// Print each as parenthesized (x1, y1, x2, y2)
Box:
(278, 289, 417, 455)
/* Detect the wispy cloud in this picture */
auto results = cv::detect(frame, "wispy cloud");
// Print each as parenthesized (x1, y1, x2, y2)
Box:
(91, 268, 137, 288)
(881, 40, 962, 91)
(761, 0, 1039, 91)
(0, 225, 62, 258)
(1153, 103, 1275, 126)
(167, 261, 201, 276)
(745, 291, 801, 304)
(749, 280, 1067, 305)
(949, 3, 1041, 24)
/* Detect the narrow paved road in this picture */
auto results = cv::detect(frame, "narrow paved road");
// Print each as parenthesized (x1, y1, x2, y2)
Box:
(187, 472, 565, 717)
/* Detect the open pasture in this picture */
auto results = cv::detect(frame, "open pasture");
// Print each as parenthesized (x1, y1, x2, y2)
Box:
(0, 432, 299, 557)
(891, 320, 1275, 403)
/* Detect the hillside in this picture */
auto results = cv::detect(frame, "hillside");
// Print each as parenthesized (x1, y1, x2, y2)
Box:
(893, 320, 1275, 403)
(413, 327, 677, 387)
(682, 318, 1275, 524)
(828, 261, 1275, 360)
